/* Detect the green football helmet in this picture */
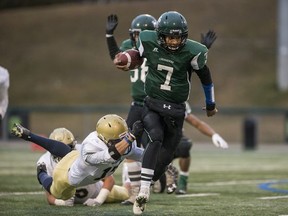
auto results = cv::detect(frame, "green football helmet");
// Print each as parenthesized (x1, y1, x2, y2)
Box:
(129, 14, 157, 46)
(156, 11, 188, 52)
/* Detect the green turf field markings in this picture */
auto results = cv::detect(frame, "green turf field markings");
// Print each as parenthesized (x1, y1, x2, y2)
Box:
(258, 180, 288, 194)
(0, 191, 43, 196)
(175, 193, 219, 198)
(258, 195, 288, 200)
(191, 179, 279, 187)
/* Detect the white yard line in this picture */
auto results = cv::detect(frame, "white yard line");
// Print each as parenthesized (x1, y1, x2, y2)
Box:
(176, 193, 219, 198)
(258, 195, 288, 200)
(191, 179, 281, 187)
(0, 191, 43, 196)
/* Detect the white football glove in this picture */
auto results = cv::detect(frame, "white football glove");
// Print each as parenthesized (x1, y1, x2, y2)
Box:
(83, 198, 102, 207)
(212, 133, 228, 149)
(54, 197, 74, 206)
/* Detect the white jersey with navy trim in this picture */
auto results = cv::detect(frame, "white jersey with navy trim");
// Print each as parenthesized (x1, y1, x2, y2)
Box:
(36, 144, 103, 203)
(68, 131, 143, 187)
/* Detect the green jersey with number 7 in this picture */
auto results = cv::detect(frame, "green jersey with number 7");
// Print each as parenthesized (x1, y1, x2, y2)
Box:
(137, 30, 208, 104)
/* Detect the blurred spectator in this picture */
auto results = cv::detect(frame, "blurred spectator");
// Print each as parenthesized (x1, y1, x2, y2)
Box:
(0, 66, 9, 124)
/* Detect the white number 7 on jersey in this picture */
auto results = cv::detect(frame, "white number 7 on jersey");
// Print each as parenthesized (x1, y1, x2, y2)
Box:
(157, 64, 173, 91)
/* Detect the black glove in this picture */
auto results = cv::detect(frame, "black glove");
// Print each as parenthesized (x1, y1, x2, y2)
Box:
(130, 120, 144, 138)
(106, 14, 118, 34)
(200, 30, 217, 49)
(203, 103, 218, 117)
(11, 123, 31, 140)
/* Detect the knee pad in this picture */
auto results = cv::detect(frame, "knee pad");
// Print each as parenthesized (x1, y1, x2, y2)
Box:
(174, 137, 192, 158)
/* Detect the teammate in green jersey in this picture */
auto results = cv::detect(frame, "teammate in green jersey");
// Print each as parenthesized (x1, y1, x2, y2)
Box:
(106, 13, 157, 205)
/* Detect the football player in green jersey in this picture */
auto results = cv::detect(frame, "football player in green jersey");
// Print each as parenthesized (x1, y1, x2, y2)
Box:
(116, 11, 218, 215)
(110, 12, 216, 214)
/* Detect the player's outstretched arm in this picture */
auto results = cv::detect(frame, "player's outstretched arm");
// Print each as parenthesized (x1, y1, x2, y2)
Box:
(46, 191, 74, 206)
(194, 65, 217, 117)
(109, 120, 143, 160)
(106, 14, 121, 60)
(83, 176, 115, 207)
(198, 30, 218, 116)
(185, 113, 228, 149)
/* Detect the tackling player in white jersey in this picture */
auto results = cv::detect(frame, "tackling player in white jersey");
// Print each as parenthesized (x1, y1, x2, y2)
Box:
(36, 127, 129, 206)
(11, 114, 144, 207)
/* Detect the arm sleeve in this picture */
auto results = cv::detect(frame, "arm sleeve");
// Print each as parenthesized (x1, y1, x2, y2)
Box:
(106, 35, 121, 60)
(194, 65, 215, 105)
(94, 188, 110, 205)
(194, 65, 212, 85)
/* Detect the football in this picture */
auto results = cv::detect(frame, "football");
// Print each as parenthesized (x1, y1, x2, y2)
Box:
(117, 49, 144, 70)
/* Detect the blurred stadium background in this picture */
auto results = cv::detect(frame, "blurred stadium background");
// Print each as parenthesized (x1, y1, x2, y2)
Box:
(0, 0, 288, 145)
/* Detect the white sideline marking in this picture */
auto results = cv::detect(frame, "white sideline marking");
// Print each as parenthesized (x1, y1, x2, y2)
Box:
(258, 195, 288, 200)
(0, 191, 43, 196)
(176, 193, 219, 198)
(192, 179, 280, 187)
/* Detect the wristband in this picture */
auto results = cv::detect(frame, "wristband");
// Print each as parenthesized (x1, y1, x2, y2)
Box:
(54, 199, 66, 206)
(124, 131, 135, 145)
(106, 34, 113, 37)
(124, 136, 133, 145)
(206, 103, 216, 111)
(94, 188, 110, 205)
(202, 83, 215, 105)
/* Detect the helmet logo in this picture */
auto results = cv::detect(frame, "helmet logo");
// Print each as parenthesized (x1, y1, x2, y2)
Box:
(131, 28, 142, 33)
(169, 29, 182, 35)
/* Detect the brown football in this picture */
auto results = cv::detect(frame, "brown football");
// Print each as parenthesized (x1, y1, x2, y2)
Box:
(117, 49, 144, 70)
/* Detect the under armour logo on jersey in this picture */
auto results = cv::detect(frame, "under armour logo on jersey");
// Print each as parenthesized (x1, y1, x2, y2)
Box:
(153, 48, 158, 52)
(163, 104, 171, 109)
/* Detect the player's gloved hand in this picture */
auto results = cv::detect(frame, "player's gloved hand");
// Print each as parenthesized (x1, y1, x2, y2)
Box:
(10, 123, 31, 140)
(123, 120, 144, 146)
(202, 103, 218, 117)
(83, 198, 102, 207)
(200, 30, 217, 49)
(212, 133, 228, 149)
(130, 120, 144, 138)
(54, 197, 74, 206)
(205, 108, 218, 117)
(106, 14, 118, 35)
